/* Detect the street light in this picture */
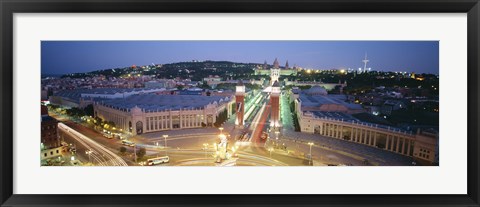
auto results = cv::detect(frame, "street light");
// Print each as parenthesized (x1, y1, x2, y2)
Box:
(219, 127, 224, 134)
(231, 146, 237, 157)
(275, 131, 280, 140)
(203, 143, 209, 158)
(308, 142, 314, 165)
(268, 148, 274, 158)
(162, 135, 168, 156)
(85, 150, 93, 164)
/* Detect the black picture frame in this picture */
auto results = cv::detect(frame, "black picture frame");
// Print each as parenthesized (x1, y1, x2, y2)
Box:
(1, 0, 479, 206)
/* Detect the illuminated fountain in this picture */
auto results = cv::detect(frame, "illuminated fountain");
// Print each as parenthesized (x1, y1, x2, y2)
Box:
(213, 133, 238, 166)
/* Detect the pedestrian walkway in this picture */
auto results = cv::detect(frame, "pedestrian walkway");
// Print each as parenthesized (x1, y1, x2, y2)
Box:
(281, 130, 413, 166)
(280, 94, 294, 131)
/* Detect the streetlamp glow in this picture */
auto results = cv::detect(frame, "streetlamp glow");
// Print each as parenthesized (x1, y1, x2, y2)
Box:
(203, 143, 209, 158)
(308, 142, 314, 165)
(268, 148, 274, 158)
(85, 150, 93, 163)
(162, 135, 168, 156)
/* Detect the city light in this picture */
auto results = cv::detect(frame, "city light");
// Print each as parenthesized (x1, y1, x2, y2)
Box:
(42, 42, 439, 167)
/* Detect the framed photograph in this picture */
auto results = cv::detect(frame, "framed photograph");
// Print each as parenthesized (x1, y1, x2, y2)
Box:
(1, 0, 479, 206)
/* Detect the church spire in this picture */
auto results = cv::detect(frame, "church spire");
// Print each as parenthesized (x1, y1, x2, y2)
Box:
(273, 58, 279, 69)
(285, 60, 289, 70)
(263, 60, 268, 70)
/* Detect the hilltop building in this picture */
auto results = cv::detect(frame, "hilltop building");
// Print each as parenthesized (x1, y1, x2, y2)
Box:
(254, 58, 298, 77)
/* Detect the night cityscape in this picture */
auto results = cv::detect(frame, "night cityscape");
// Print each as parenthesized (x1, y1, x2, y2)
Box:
(41, 41, 439, 166)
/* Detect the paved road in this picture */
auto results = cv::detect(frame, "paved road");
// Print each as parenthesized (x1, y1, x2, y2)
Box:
(58, 123, 128, 166)
(251, 99, 270, 144)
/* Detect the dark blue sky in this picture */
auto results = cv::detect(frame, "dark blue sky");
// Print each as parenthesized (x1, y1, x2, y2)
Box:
(41, 41, 439, 75)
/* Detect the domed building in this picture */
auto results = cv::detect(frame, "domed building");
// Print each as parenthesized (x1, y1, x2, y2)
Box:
(297, 85, 363, 114)
(305, 85, 328, 96)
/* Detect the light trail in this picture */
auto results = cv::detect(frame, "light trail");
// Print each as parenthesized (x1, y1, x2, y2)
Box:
(249, 102, 266, 131)
(58, 123, 128, 166)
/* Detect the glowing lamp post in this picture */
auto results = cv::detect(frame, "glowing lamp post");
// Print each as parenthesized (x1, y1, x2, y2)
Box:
(308, 142, 314, 165)
(203, 143, 209, 158)
(85, 150, 93, 164)
(268, 148, 274, 158)
(162, 135, 168, 156)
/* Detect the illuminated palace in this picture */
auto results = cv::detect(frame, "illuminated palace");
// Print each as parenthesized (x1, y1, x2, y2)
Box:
(254, 58, 298, 77)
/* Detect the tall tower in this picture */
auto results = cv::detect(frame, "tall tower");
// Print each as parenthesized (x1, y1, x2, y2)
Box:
(235, 80, 245, 128)
(270, 58, 280, 85)
(362, 53, 369, 73)
(263, 60, 268, 70)
(273, 58, 280, 69)
(285, 60, 289, 70)
(270, 81, 281, 129)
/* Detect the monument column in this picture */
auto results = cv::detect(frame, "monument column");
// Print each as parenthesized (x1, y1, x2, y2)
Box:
(270, 80, 281, 129)
(235, 80, 245, 128)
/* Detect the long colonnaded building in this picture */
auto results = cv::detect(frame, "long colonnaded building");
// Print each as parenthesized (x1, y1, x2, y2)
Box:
(94, 94, 235, 135)
(294, 86, 439, 165)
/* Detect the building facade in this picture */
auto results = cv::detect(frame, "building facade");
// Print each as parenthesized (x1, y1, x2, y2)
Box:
(41, 105, 65, 161)
(254, 58, 298, 77)
(295, 99, 439, 164)
(94, 94, 235, 135)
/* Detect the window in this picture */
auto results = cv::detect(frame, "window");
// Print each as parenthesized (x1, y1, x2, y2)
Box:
(50, 151, 53, 155)
(44, 153, 47, 157)
(56, 150, 59, 153)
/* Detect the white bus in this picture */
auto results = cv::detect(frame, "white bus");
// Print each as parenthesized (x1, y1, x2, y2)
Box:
(121, 140, 135, 146)
(147, 156, 169, 166)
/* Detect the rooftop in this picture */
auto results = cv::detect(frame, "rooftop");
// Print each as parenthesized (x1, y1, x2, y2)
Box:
(98, 94, 230, 112)
(53, 87, 165, 103)
(299, 94, 363, 110)
(306, 111, 414, 134)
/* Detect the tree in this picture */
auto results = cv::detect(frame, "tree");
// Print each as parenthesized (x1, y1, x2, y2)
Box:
(119, 146, 127, 154)
(200, 81, 211, 89)
(84, 104, 94, 117)
(107, 121, 116, 128)
(214, 108, 228, 127)
(136, 147, 146, 159)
